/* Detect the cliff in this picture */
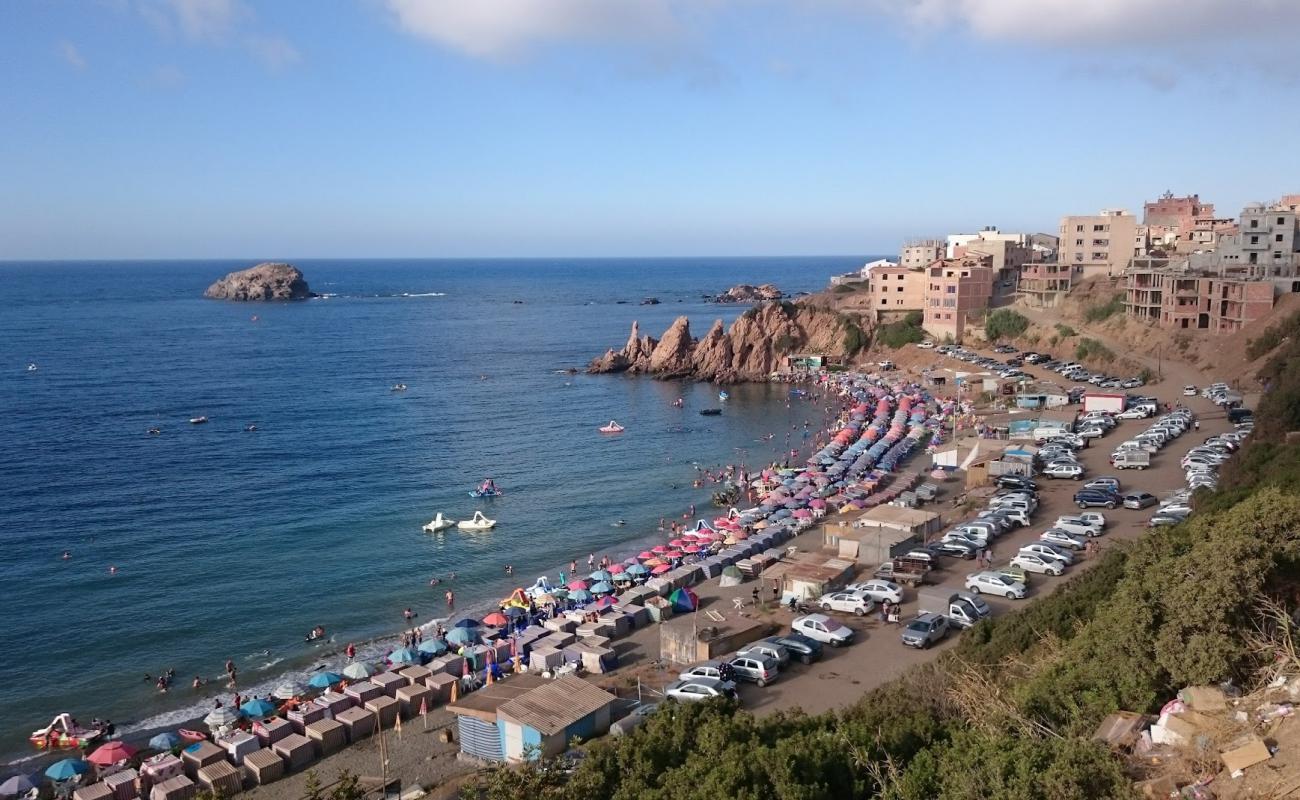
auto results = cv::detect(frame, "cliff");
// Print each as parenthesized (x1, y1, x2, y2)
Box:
(588, 301, 865, 382)
(204, 263, 314, 301)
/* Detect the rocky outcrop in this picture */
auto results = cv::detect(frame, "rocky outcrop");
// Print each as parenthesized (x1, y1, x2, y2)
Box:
(204, 263, 313, 301)
(588, 301, 865, 382)
(712, 283, 783, 303)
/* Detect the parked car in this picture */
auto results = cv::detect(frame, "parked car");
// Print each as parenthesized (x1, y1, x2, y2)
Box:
(1019, 542, 1074, 566)
(817, 591, 875, 616)
(900, 613, 950, 649)
(933, 540, 979, 559)
(998, 564, 1031, 586)
(1040, 528, 1088, 550)
(1184, 385, 1198, 396)
(964, 571, 1026, 599)
(791, 614, 854, 646)
(679, 660, 735, 685)
(1123, 491, 1158, 509)
(916, 341, 936, 349)
(1073, 488, 1120, 509)
(1010, 553, 1063, 576)
(665, 678, 738, 703)
(845, 580, 904, 604)
(737, 641, 790, 666)
(1055, 515, 1104, 536)
(762, 634, 822, 665)
(728, 654, 779, 687)
(1148, 513, 1185, 528)
(1043, 463, 1084, 480)
(1158, 501, 1192, 516)
(995, 475, 1037, 491)
(1084, 476, 1121, 492)
(1117, 407, 1151, 420)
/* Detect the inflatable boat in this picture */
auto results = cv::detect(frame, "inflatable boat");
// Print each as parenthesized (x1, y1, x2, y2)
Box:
(29, 714, 103, 750)
(598, 421, 625, 434)
(458, 510, 497, 531)
(422, 512, 456, 533)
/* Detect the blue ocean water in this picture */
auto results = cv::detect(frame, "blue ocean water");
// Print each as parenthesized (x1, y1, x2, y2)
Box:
(0, 257, 864, 759)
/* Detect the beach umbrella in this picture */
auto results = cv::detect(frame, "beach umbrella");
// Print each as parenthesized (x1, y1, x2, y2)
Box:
(651, 545, 668, 554)
(482, 612, 509, 627)
(0, 774, 39, 799)
(446, 627, 476, 646)
(533, 592, 557, 605)
(418, 638, 448, 656)
(453, 618, 480, 629)
(204, 706, 242, 728)
(664, 550, 683, 559)
(651, 564, 671, 575)
(588, 569, 611, 582)
(87, 741, 137, 766)
(43, 761, 88, 783)
(607, 563, 625, 574)
(669, 586, 699, 612)
(272, 680, 308, 700)
(343, 662, 377, 680)
(668, 539, 685, 548)
(589, 581, 613, 594)
(502, 606, 526, 618)
(637, 551, 655, 560)
(626, 563, 649, 576)
(595, 595, 617, 609)
(568, 588, 593, 603)
(148, 732, 181, 751)
(239, 698, 277, 719)
(565, 579, 589, 590)
(683, 544, 701, 553)
(307, 672, 343, 689)
(389, 647, 420, 665)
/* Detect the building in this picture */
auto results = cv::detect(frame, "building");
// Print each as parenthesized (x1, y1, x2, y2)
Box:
(1016, 262, 1074, 307)
(866, 264, 927, 317)
(447, 675, 618, 763)
(923, 254, 993, 343)
(1204, 202, 1300, 277)
(1027, 233, 1060, 262)
(829, 258, 897, 287)
(1144, 192, 1215, 232)
(659, 613, 768, 665)
(946, 227, 1027, 258)
(822, 505, 942, 562)
(758, 553, 856, 604)
(899, 240, 945, 270)
(1126, 265, 1277, 333)
(1059, 209, 1141, 278)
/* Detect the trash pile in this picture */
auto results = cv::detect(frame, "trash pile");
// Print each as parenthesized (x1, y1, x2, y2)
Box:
(1094, 681, 1300, 798)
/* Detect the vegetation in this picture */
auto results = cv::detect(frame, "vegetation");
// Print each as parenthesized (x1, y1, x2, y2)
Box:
(876, 311, 925, 349)
(840, 314, 867, 355)
(466, 332, 1300, 800)
(1245, 309, 1300, 360)
(983, 309, 1029, 341)
(1083, 293, 1126, 323)
(1074, 337, 1114, 363)
(774, 333, 798, 354)
(832, 283, 861, 294)
(1054, 323, 1076, 338)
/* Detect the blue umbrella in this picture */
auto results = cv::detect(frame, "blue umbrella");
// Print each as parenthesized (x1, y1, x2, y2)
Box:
(589, 581, 614, 594)
(148, 732, 181, 751)
(588, 569, 612, 582)
(44, 760, 88, 782)
(445, 627, 476, 646)
(239, 698, 277, 719)
(307, 671, 343, 689)
(502, 606, 526, 619)
(389, 647, 419, 665)
(569, 588, 593, 603)
(626, 563, 649, 575)
(0, 774, 40, 798)
(453, 618, 480, 629)
(418, 638, 448, 655)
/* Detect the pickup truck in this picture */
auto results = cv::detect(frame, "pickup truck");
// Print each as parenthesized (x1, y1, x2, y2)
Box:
(873, 557, 930, 587)
(1110, 450, 1150, 470)
(915, 587, 991, 630)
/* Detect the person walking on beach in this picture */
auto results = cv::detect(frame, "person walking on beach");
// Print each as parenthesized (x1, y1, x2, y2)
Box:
(751, 587, 760, 608)
(587, 553, 595, 570)
(346, 642, 356, 660)
(570, 559, 578, 575)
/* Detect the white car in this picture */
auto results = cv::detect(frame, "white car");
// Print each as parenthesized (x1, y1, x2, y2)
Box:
(1077, 511, 1107, 529)
(845, 580, 904, 604)
(1183, 385, 1198, 396)
(1117, 407, 1151, 420)
(1010, 553, 1063, 576)
(1159, 502, 1193, 516)
(817, 591, 875, 616)
(965, 571, 1026, 599)
(916, 341, 936, 349)
(791, 613, 854, 646)
(664, 678, 738, 704)
(1019, 542, 1074, 566)
(1043, 463, 1084, 480)
(1076, 427, 1106, 440)
(1054, 515, 1104, 537)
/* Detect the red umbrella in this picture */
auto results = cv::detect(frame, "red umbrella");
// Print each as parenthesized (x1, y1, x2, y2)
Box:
(669, 539, 685, 547)
(88, 741, 137, 766)
(566, 579, 589, 590)
(482, 612, 509, 627)
(664, 550, 683, 559)
(683, 544, 701, 553)
(651, 545, 668, 554)
(638, 551, 655, 560)
(651, 564, 672, 574)
(607, 563, 625, 574)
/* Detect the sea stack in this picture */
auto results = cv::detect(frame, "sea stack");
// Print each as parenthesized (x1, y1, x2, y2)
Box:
(204, 262, 314, 301)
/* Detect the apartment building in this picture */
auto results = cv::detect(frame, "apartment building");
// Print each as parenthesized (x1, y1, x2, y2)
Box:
(945, 227, 1027, 259)
(923, 255, 993, 343)
(1206, 203, 1300, 276)
(865, 264, 927, 317)
(1126, 266, 1275, 333)
(1017, 263, 1075, 308)
(829, 258, 897, 287)
(1058, 209, 1140, 278)
(899, 240, 945, 270)
(1143, 192, 1215, 231)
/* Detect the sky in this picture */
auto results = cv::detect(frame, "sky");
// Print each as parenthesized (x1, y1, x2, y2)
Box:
(3, 0, 1299, 260)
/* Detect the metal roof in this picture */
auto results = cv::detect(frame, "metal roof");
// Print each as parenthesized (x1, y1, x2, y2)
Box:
(497, 676, 616, 736)
(445, 674, 549, 722)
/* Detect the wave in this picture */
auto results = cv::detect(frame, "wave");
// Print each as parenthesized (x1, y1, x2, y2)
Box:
(401, 292, 446, 298)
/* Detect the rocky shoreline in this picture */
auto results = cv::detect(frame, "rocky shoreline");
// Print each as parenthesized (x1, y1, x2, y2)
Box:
(588, 301, 865, 382)
(709, 283, 783, 303)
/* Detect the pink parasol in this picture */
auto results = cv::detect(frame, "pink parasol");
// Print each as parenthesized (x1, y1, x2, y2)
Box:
(669, 538, 685, 547)
(664, 550, 683, 559)
(682, 544, 701, 553)
(651, 545, 668, 554)
(607, 563, 625, 574)
(651, 564, 672, 574)
(638, 551, 655, 560)
(566, 579, 589, 590)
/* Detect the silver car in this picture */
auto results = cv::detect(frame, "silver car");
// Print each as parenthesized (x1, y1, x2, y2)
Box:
(664, 678, 738, 703)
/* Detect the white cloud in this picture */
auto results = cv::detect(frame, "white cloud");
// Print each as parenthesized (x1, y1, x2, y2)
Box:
(57, 40, 87, 69)
(382, 0, 684, 60)
(244, 35, 302, 70)
(163, 0, 248, 42)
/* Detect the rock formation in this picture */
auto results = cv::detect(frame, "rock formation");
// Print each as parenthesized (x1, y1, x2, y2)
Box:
(588, 301, 865, 382)
(204, 263, 313, 301)
(712, 283, 783, 303)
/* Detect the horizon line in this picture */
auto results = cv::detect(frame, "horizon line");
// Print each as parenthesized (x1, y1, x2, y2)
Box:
(0, 254, 888, 264)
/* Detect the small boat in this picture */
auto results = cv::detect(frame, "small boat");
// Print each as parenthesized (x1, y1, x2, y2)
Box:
(469, 479, 502, 498)
(189, 416, 208, 425)
(27, 363, 38, 372)
(422, 512, 456, 533)
(718, 391, 729, 402)
(457, 510, 496, 531)
(391, 384, 407, 392)
(29, 713, 103, 750)
(599, 420, 625, 434)
(699, 408, 722, 416)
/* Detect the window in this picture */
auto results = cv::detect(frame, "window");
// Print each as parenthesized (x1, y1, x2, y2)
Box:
(1275, 251, 1283, 260)
(896, 299, 904, 305)
(1075, 239, 1083, 246)
(1075, 225, 1084, 232)
(944, 313, 952, 320)
(880, 298, 888, 306)
(1277, 234, 1285, 242)
(1280, 217, 1287, 225)
(1093, 224, 1105, 232)
(1251, 235, 1259, 244)
(1250, 219, 1259, 228)
(896, 286, 903, 292)
(1092, 239, 1108, 246)
(942, 298, 956, 307)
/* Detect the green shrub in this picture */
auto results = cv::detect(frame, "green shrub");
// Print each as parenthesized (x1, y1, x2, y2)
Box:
(876, 311, 925, 349)
(1083, 293, 1125, 323)
(1075, 337, 1113, 363)
(832, 283, 858, 294)
(1246, 309, 1300, 360)
(984, 309, 1029, 341)
(1054, 323, 1076, 338)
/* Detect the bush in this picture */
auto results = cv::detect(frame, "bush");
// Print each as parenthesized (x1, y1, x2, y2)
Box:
(876, 311, 925, 349)
(1054, 323, 1076, 338)
(832, 283, 859, 294)
(1075, 337, 1113, 363)
(1083, 293, 1126, 323)
(774, 333, 797, 353)
(984, 309, 1029, 341)
(1246, 309, 1300, 360)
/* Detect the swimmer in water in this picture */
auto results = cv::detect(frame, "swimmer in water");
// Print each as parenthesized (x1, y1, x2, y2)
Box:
(62, 551, 70, 560)
(109, 565, 118, 575)
(428, 577, 440, 586)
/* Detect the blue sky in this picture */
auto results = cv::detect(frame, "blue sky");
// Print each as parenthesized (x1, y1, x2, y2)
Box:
(3, 0, 1299, 259)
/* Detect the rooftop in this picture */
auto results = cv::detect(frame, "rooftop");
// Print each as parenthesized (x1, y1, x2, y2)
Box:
(446, 674, 549, 722)
(853, 505, 939, 527)
(497, 676, 617, 735)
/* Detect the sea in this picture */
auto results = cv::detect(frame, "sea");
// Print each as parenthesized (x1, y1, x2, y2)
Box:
(0, 257, 867, 761)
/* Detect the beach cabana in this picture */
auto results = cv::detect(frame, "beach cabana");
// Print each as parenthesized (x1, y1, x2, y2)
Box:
(668, 587, 699, 612)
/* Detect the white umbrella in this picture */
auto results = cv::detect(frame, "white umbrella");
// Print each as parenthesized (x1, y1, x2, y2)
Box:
(204, 707, 241, 728)
(343, 662, 377, 680)
(272, 680, 307, 700)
